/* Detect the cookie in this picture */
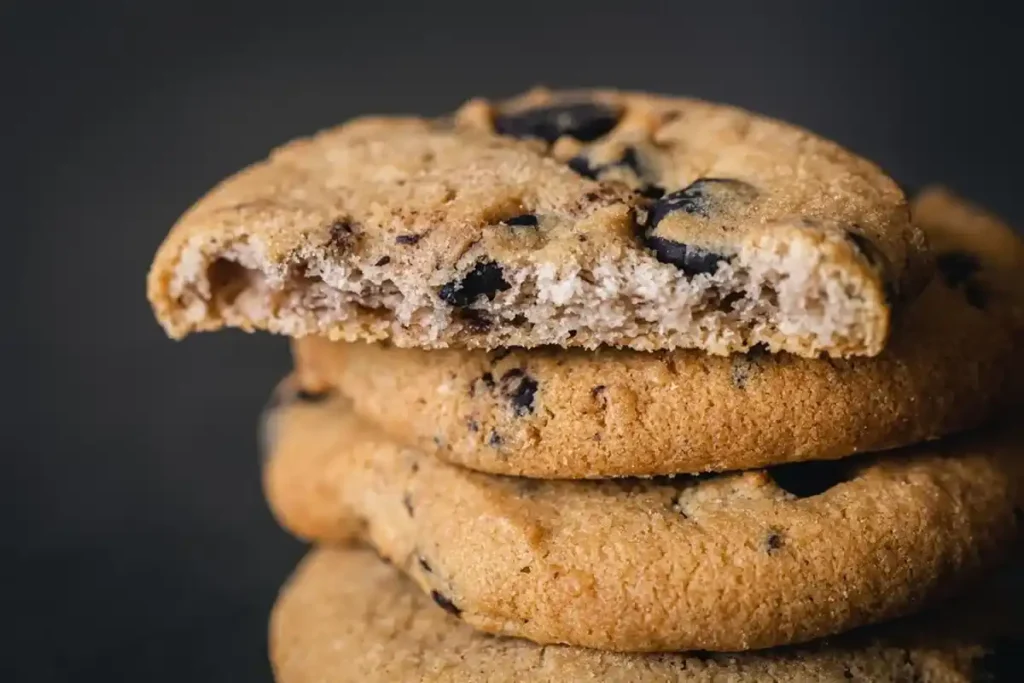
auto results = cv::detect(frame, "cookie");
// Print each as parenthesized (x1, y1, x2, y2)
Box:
(270, 546, 1023, 683)
(149, 87, 930, 358)
(261, 381, 1022, 653)
(291, 186, 1024, 478)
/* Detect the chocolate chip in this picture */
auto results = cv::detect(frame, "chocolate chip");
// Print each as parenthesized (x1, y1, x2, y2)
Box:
(643, 236, 727, 276)
(614, 147, 638, 176)
(520, 566, 532, 574)
(500, 369, 538, 416)
(717, 290, 745, 313)
(459, 308, 492, 331)
(418, 556, 432, 573)
(766, 532, 784, 554)
(767, 459, 853, 498)
(466, 418, 479, 433)
(439, 260, 511, 307)
(936, 251, 987, 309)
(639, 179, 754, 275)
(374, 256, 391, 266)
(329, 220, 357, 248)
(730, 344, 768, 390)
(937, 251, 981, 288)
(402, 494, 414, 517)
(647, 178, 757, 223)
(495, 102, 621, 143)
(296, 388, 331, 403)
(488, 430, 503, 447)
(568, 155, 599, 179)
(481, 372, 495, 389)
(505, 213, 539, 228)
(964, 281, 989, 310)
(430, 591, 462, 617)
(395, 233, 423, 245)
(638, 185, 666, 199)
(569, 146, 644, 182)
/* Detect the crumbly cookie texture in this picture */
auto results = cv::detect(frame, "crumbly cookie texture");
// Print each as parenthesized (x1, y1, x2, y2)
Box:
(148, 88, 929, 358)
(271, 546, 1022, 683)
(261, 381, 1022, 653)
(292, 186, 1024, 478)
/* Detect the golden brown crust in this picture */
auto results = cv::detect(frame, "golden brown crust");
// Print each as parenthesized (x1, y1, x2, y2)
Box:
(148, 89, 927, 357)
(271, 546, 1019, 683)
(262, 381, 1021, 653)
(291, 186, 1024, 478)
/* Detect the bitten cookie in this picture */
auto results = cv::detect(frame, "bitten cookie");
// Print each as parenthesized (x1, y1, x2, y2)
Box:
(261, 381, 1022, 653)
(292, 187, 1024, 478)
(270, 546, 1023, 683)
(149, 88, 929, 358)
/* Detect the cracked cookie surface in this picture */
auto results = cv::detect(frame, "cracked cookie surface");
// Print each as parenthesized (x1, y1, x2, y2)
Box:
(148, 88, 928, 357)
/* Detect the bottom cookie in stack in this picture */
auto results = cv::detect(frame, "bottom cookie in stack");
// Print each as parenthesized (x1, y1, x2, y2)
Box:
(261, 379, 1022, 654)
(270, 546, 1022, 683)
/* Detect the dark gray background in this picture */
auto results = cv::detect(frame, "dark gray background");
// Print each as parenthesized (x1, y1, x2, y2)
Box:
(4, 1, 1022, 681)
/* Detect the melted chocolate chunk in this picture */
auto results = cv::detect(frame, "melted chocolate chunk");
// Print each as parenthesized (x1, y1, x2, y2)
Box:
(768, 459, 854, 498)
(568, 146, 644, 182)
(568, 155, 599, 179)
(495, 102, 621, 143)
(374, 256, 391, 266)
(937, 251, 982, 288)
(964, 281, 989, 310)
(647, 178, 757, 224)
(430, 591, 462, 617)
(500, 369, 538, 416)
(936, 251, 988, 309)
(505, 213, 539, 227)
(766, 532, 784, 554)
(638, 184, 666, 199)
(639, 178, 756, 275)
(643, 236, 727, 276)
(395, 233, 423, 245)
(616, 146, 642, 175)
(439, 260, 511, 307)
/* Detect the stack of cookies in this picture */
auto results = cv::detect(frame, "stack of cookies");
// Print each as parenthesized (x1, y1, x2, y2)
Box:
(148, 89, 1024, 681)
